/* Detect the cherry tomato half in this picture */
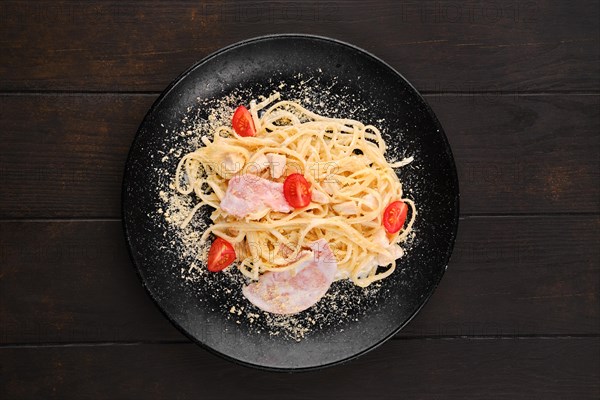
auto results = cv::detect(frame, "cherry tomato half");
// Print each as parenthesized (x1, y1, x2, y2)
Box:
(231, 105, 256, 137)
(207, 237, 236, 272)
(283, 173, 312, 208)
(383, 201, 408, 234)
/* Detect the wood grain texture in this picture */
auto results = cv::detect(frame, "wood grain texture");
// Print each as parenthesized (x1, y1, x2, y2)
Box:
(1, 339, 599, 400)
(0, 94, 152, 218)
(0, 0, 598, 398)
(1, 94, 598, 218)
(0, 0, 598, 92)
(1, 216, 598, 344)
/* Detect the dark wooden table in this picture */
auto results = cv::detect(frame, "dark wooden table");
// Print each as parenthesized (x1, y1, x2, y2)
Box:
(1, 1, 599, 399)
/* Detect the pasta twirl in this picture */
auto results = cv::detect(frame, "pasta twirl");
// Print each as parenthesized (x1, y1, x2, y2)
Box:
(174, 93, 416, 287)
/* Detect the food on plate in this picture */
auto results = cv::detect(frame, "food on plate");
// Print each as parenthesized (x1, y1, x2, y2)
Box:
(174, 93, 416, 314)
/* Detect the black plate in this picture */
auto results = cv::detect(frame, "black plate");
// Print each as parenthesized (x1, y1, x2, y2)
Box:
(122, 34, 459, 371)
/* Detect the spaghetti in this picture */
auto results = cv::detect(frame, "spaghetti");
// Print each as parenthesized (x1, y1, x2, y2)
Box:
(174, 93, 416, 288)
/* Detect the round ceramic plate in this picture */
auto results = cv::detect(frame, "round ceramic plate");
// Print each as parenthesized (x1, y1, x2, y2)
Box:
(122, 34, 459, 371)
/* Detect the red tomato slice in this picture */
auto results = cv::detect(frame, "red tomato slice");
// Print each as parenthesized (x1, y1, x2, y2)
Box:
(207, 237, 236, 272)
(383, 201, 408, 234)
(231, 105, 256, 137)
(283, 173, 312, 208)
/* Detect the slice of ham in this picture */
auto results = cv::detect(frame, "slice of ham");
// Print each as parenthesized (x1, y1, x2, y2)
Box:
(220, 174, 292, 218)
(242, 239, 338, 314)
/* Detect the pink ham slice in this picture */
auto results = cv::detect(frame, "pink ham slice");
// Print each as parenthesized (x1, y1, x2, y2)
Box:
(242, 239, 338, 314)
(220, 174, 292, 218)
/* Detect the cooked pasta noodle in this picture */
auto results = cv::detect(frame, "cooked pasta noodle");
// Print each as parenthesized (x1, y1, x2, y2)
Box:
(174, 93, 416, 287)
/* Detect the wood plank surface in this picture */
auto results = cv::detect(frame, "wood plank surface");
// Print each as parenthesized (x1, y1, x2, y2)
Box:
(1, 0, 598, 397)
(1, 94, 598, 218)
(1, 216, 597, 344)
(1, 338, 598, 399)
(0, 1, 598, 92)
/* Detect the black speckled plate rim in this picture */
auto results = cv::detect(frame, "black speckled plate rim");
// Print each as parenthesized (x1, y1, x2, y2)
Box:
(121, 33, 460, 372)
